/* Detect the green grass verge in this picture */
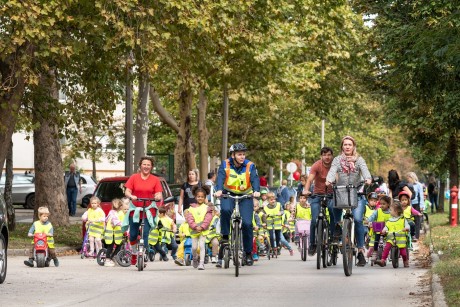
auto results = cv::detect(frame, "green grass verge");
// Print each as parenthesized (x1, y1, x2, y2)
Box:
(9, 223, 82, 250)
(423, 202, 460, 306)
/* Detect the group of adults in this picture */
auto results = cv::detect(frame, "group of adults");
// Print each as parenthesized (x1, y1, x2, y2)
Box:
(119, 134, 436, 269)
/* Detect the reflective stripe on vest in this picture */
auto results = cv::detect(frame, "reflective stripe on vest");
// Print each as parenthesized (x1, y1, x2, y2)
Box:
(32, 221, 54, 248)
(296, 204, 311, 220)
(206, 216, 220, 243)
(148, 228, 160, 245)
(223, 159, 253, 194)
(104, 212, 123, 245)
(385, 217, 407, 248)
(189, 205, 209, 238)
(264, 203, 282, 230)
(160, 216, 174, 244)
(88, 208, 105, 238)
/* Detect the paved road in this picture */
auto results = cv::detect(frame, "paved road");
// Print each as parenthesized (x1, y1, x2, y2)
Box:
(1, 247, 431, 307)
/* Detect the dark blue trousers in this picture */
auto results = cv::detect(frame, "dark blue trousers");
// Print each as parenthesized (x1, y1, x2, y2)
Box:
(220, 196, 254, 253)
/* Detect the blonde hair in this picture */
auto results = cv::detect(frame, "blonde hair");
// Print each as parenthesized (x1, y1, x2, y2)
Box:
(38, 207, 50, 216)
(90, 196, 101, 206)
(112, 198, 122, 210)
(267, 192, 276, 199)
(406, 172, 419, 183)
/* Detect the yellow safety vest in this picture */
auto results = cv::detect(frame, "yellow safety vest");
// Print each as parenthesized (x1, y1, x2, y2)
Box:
(296, 204, 311, 221)
(223, 159, 253, 194)
(104, 211, 123, 245)
(159, 216, 175, 244)
(376, 208, 391, 223)
(148, 228, 160, 245)
(179, 222, 191, 238)
(403, 206, 414, 221)
(31, 221, 55, 248)
(364, 205, 375, 225)
(264, 203, 282, 230)
(206, 216, 220, 243)
(87, 208, 105, 239)
(385, 217, 407, 248)
(189, 205, 210, 238)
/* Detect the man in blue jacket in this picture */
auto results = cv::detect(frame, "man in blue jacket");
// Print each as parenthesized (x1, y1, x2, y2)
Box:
(214, 143, 260, 266)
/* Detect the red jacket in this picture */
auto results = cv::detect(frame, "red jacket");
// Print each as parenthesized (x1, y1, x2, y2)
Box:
(185, 203, 213, 231)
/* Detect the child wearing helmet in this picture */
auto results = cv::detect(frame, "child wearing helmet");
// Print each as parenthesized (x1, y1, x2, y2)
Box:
(364, 192, 378, 257)
(259, 189, 269, 207)
(398, 191, 422, 242)
(24, 207, 59, 267)
(366, 195, 392, 261)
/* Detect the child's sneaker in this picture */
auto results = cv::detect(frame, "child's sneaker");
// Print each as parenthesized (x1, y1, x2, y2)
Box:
(253, 254, 259, 261)
(53, 258, 60, 267)
(289, 249, 294, 256)
(24, 258, 34, 267)
(404, 260, 409, 268)
(131, 254, 137, 266)
(216, 260, 222, 268)
(211, 257, 217, 263)
(375, 259, 386, 267)
(174, 258, 185, 266)
(105, 260, 115, 267)
(198, 263, 205, 270)
(161, 254, 169, 261)
(193, 258, 199, 268)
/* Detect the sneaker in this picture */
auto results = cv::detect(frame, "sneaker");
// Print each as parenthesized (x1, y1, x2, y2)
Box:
(253, 254, 259, 261)
(216, 260, 222, 268)
(289, 249, 294, 256)
(245, 253, 254, 266)
(174, 258, 185, 266)
(193, 258, 199, 268)
(404, 260, 409, 268)
(211, 256, 217, 264)
(131, 254, 137, 266)
(105, 260, 115, 267)
(357, 252, 366, 267)
(53, 258, 60, 267)
(412, 237, 418, 242)
(198, 263, 205, 270)
(161, 254, 169, 262)
(375, 259, 386, 267)
(308, 246, 316, 256)
(24, 259, 34, 267)
(371, 252, 377, 262)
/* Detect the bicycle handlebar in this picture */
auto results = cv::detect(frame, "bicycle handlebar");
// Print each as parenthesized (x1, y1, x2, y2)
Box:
(309, 193, 333, 199)
(136, 198, 161, 202)
(220, 194, 254, 200)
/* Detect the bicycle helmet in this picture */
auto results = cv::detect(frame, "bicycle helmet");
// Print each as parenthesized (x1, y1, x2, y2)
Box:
(261, 189, 268, 195)
(367, 192, 378, 200)
(229, 143, 248, 154)
(398, 191, 411, 200)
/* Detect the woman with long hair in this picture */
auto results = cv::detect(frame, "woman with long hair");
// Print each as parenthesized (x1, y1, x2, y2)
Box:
(178, 169, 202, 215)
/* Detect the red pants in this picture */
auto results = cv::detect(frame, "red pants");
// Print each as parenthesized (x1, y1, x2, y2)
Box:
(381, 242, 407, 261)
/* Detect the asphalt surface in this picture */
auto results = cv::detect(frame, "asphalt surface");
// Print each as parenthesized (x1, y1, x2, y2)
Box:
(2, 244, 432, 307)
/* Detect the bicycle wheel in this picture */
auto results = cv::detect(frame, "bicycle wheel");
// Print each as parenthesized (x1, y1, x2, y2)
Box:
(96, 248, 107, 266)
(391, 246, 399, 268)
(316, 221, 323, 270)
(265, 238, 271, 260)
(233, 221, 240, 277)
(116, 250, 132, 267)
(322, 223, 328, 268)
(223, 247, 230, 269)
(342, 219, 353, 276)
(301, 236, 307, 261)
(331, 245, 338, 266)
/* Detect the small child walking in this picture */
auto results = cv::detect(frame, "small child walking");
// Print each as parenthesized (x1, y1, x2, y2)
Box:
(82, 196, 106, 256)
(375, 202, 410, 267)
(185, 185, 213, 270)
(103, 198, 123, 267)
(24, 207, 59, 267)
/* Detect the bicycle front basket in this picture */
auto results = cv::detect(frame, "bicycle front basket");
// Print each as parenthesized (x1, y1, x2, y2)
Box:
(333, 185, 358, 208)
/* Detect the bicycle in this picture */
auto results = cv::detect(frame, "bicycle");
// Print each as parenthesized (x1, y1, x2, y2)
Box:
(220, 194, 253, 277)
(369, 221, 385, 267)
(294, 219, 310, 261)
(309, 194, 333, 270)
(388, 229, 410, 268)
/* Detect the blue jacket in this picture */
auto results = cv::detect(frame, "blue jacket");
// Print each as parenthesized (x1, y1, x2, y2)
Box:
(216, 158, 260, 193)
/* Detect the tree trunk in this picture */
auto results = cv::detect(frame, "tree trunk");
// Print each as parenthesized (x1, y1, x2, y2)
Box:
(33, 70, 69, 226)
(0, 58, 26, 173)
(439, 179, 445, 213)
(174, 88, 196, 183)
(4, 140, 15, 231)
(197, 89, 209, 182)
(134, 73, 149, 164)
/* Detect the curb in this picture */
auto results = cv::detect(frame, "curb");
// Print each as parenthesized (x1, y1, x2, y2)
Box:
(424, 223, 448, 307)
(8, 246, 78, 257)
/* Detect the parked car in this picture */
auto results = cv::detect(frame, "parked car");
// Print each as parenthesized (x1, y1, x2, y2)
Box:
(77, 174, 98, 207)
(0, 192, 9, 284)
(81, 175, 176, 236)
(0, 173, 35, 209)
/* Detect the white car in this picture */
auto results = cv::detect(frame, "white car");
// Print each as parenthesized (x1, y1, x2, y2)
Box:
(77, 174, 97, 207)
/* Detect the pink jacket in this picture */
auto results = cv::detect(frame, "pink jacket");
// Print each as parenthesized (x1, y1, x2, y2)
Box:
(185, 203, 213, 231)
(106, 210, 122, 227)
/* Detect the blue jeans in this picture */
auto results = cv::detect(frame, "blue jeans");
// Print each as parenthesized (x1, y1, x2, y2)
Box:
(279, 232, 292, 251)
(129, 216, 152, 247)
(334, 196, 366, 249)
(220, 196, 254, 253)
(309, 196, 336, 248)
(66, 187, 78, 215)
(429, 194, 438, 212)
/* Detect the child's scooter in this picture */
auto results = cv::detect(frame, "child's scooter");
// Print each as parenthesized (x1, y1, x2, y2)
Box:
(33, 233, 49, 268)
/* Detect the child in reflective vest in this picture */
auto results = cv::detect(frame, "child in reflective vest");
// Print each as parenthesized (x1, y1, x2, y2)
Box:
(206, 205, 221, 263)
(375, 202, 410, 267)
(24, 207, 59, 267)
(104, 198, 123, 267)
(398, 191, 422, 242)
(294, 194, 311, 244)
(283, 201, 295, 242)
(364, 192, 378, 258)
(252, 202, 263, 260)
(158, 207, 178, 261)
(174, 216, 191, 266)
(82, 196, 106, 256)
(185, 185, 213, 270)
(366, 195, 392, 260)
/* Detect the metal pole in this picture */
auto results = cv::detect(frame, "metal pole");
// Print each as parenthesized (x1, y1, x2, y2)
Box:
(279, 160, 283, 185)
(221, 84, 229, 161)
(321, 119, 325, 148)
(125, 63, 133, 176)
